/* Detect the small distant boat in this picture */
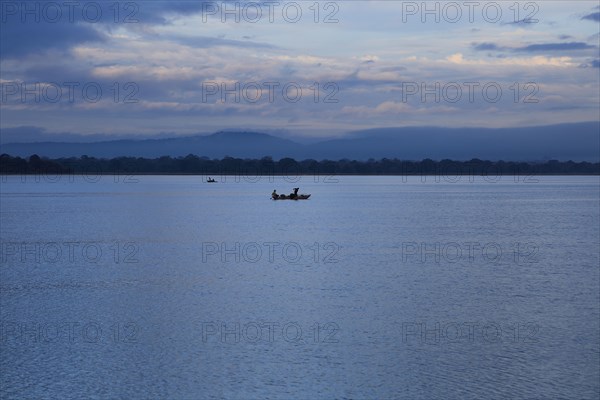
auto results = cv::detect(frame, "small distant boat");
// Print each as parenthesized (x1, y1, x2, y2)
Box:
(272, 194, 311, 200)
(206, 178, 217, 183)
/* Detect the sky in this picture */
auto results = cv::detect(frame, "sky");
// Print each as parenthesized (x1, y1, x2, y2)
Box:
(1, 0, 599, 140)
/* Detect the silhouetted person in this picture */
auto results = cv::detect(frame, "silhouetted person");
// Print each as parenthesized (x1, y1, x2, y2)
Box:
(272, 190, 278, 199)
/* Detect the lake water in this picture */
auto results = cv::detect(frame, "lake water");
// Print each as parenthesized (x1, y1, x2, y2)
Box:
(1, 175, 599, 399)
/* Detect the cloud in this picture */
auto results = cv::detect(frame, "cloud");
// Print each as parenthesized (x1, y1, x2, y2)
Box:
(581, 12, 600, 22)
(472, 42, 502, 51)
(472, 42, 596, 53)
(446, 53, 465, 64)
(0, 20, 106, 57)
(444, 52, 575, 68)
(515, 42, 596, 52)
(503, 18, 538, 25)
(341, 101, 413, 117)
(1, 1, 599, 138)
(357, 55, 379, 64)
(0, 1, 222, 58)
(169, 35, 278, 49)
(580, 60, 600, 68)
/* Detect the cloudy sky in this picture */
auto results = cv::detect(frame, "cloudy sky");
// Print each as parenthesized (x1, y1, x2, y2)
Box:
(1, 0, 599, 140)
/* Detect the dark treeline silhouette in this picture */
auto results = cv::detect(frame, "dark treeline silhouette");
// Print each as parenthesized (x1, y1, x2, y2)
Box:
(1, 154, 599, 176)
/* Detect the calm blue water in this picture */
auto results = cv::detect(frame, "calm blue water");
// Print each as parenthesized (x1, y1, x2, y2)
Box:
(1, 175, 599, 399)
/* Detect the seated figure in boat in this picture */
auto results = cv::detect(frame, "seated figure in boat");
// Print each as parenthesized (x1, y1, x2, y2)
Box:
(290, 187, 299, 199)
(272, 190, 278, 199)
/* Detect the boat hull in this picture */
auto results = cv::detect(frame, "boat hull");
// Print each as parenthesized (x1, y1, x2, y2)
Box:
(272, 194, 311, 200)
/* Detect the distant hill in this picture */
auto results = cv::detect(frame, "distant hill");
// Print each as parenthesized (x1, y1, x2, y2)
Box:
(306, 123, 600, 161)
(1, 122, 598, 161)
(0, 131, 300, 159)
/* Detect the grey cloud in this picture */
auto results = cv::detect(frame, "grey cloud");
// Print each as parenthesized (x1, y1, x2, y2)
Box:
(170, 35, 278, 49)
(472, 41, 595, 53)
(579, 59, 600, 68)
(0, 1, 220, 58)
(503, 18, 538, 25)
(379, 66, 407, 72)
(581, 12, 600, 22)
(472, 42, 502, 51)
(0, 20, 105, 57)
(514, 42, 596, 52)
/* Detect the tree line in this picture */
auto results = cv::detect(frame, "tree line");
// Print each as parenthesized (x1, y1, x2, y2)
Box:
(1, 153, 598, 176)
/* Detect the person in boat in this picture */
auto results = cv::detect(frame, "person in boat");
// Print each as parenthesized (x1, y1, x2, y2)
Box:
(290, 187, 299, 199)
(272, 190, 278, 199)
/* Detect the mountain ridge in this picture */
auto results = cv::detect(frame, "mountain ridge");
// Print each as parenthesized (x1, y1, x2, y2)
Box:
(1, 122, 598, 161)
